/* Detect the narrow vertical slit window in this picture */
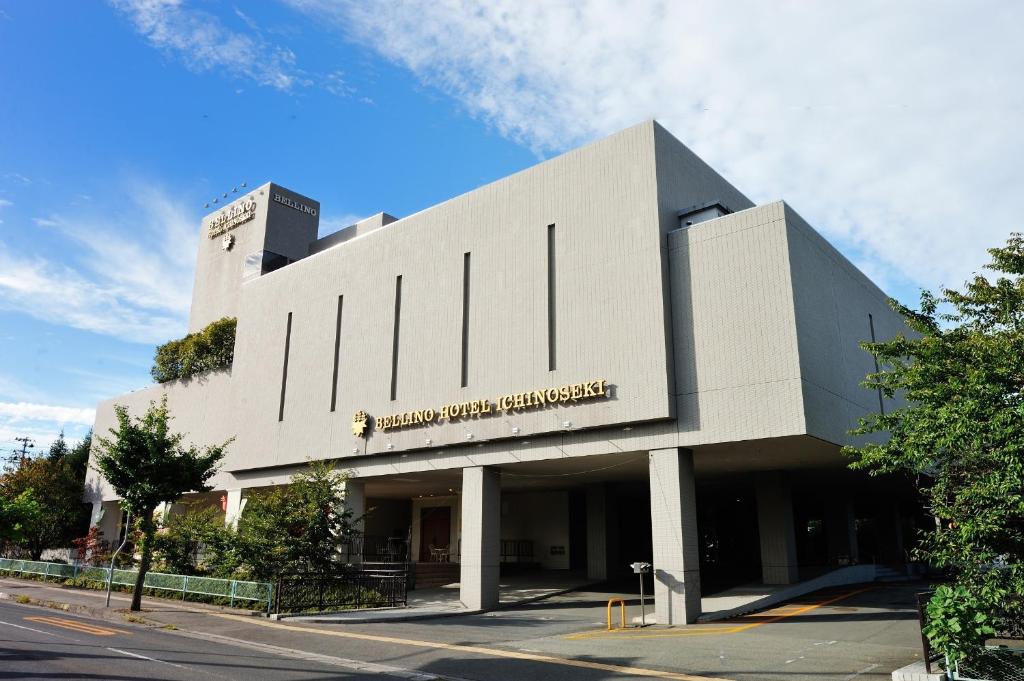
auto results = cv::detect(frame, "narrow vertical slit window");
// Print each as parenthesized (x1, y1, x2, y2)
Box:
(330, 295, 344, 412)
(460, 252, 471, 388)
(390, 275, 403, 401)
(278, 312, 293, 422)
(868, 313, 885, 415)
(547, 223, 557, 372)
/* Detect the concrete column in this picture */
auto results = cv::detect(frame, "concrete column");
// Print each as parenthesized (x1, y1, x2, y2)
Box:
(585, 483, 619, 581)
(459, 466, 500, 611)
(89, 501, 104, 528)
(825, 500, 858, 565)
(756, 472, 799, 584)
(154, 501, 172, 526)
(95, 501, 123, 545)
(224, 489, 245, 529)
(343, 480, 366, 534)
(343, 480, 366, 564)
(649, 448, 701, 625)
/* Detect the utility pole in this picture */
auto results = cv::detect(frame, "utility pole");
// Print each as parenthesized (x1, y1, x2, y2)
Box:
(6, 436, 35, 469)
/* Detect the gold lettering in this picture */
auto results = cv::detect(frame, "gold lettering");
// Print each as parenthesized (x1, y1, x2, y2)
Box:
(595, 379, 606, 395)
(470, 401, 480, 415)
(545, 388, 559, 402)
(571, 383, 583, 400)
(480, 400, 492, 414)
(424, 408, 436, 422)
(559, 386, 571, 402)
(513, 393, 526, 409)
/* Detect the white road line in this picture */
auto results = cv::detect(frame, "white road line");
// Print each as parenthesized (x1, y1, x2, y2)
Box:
(0, 619, 67, 638)
(107, 647, 190, 671)
(841, 663, 879, 680)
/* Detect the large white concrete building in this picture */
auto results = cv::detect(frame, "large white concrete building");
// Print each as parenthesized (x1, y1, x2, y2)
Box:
(85, 121, 918, 623)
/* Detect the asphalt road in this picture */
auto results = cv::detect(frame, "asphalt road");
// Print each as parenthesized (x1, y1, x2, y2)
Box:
(0, 580, 926, 681)
(0, 599, 426, 680)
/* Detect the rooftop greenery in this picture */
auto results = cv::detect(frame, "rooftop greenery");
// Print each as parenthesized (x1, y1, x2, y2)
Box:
(151, 317, 237, 384)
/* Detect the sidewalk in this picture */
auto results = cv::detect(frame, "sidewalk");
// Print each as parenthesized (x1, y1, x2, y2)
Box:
(0, 576, 262, 624)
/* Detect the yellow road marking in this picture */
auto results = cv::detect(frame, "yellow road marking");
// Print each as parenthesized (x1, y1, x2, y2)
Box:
(24, 615, 127, 637)
(565, 587, 875, 640)
(211, 612, 732, 681)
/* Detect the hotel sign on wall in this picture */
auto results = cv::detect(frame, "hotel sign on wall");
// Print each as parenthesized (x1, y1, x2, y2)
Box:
(208, 199, 257, 238)
(352, 378, 608, 437)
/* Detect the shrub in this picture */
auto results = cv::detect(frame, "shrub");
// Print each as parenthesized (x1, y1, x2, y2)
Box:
(151, 317, 236, 383)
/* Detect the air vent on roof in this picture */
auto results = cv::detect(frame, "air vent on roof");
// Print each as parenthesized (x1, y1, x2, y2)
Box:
(677, 201, 732, 228)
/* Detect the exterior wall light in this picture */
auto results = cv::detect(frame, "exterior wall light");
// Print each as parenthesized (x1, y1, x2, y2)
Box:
(386, 443, 394, 450)
(511, 426, 520, 435)
(465, 433, 474, 440)
(425, 438, 432, 445)
(562, 421, 572, 429)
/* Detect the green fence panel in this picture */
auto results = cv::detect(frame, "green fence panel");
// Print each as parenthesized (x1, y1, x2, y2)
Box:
(1, 558, 271, 609)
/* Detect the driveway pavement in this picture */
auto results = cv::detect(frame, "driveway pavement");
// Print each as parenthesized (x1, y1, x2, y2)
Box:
(0, 576, 927, 680)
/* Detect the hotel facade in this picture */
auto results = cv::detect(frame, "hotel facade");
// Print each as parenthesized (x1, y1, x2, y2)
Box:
(85, 121, 917, 624)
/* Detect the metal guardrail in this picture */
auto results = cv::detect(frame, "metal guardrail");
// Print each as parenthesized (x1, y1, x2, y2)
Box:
(0, 558, 273, 614)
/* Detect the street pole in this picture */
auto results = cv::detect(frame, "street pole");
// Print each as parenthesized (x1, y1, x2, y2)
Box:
(105, 510, 131, 608)
(639, 569, 646, 626)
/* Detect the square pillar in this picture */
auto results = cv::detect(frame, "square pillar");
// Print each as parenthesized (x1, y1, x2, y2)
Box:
(649, 448, 701, 625)
(459, 466, 500, 610)
(756, 472, 799, 584)
(343, 480, 366, 533)
(224, 488, 245, 529)
(586, 483, 619, 581)
(343, 479, 366, 564)
(825, 499, 858, 565)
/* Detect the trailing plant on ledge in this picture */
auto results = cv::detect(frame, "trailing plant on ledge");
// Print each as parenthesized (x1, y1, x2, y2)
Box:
(151, 317, 237, 383)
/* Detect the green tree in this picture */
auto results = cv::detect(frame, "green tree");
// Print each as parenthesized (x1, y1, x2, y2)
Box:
(845, 233, 1024, 662)
(65, 429, 92, 482)
(93, 396, 229, 611)
(232, 461, 355, 580)
(0, 455, 88, 559)
(0, 489, 41, 545)
(153, 502, 223, 575)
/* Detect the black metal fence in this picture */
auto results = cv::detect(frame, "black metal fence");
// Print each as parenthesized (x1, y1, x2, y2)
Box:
(274, 566, 408, 615)
(915, 590, 943, 673)
(340, 534, 410, 564)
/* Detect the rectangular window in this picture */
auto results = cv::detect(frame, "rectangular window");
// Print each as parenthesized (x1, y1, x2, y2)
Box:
(461, 252, 471, 388)
(868, 313, 885, 415)
(547, 223, 557, 371)
(390, 276, 402, 401)
(330, 295, 343, 412)
(278, 312, 293, 422)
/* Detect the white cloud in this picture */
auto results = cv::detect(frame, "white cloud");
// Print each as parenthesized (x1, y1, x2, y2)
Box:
(0, 183, 196, 344)
(0, 401, 94, 462)
(110, 0, 304, 90)
(0, 402, 95, 426)
(290, 0, 1024, 299)
(0, 199, 12, 208)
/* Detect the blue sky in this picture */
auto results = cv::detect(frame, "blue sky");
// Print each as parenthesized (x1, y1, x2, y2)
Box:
(0, 0, 1021, 456)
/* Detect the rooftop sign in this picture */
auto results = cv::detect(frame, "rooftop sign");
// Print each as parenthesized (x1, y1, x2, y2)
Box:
(208, 199, 257, 239)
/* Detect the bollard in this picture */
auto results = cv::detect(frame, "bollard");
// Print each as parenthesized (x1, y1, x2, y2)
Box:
(607, 597, 626, 631)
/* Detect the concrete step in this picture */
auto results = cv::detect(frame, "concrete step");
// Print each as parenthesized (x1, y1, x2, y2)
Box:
(413, 563, 459, 589)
